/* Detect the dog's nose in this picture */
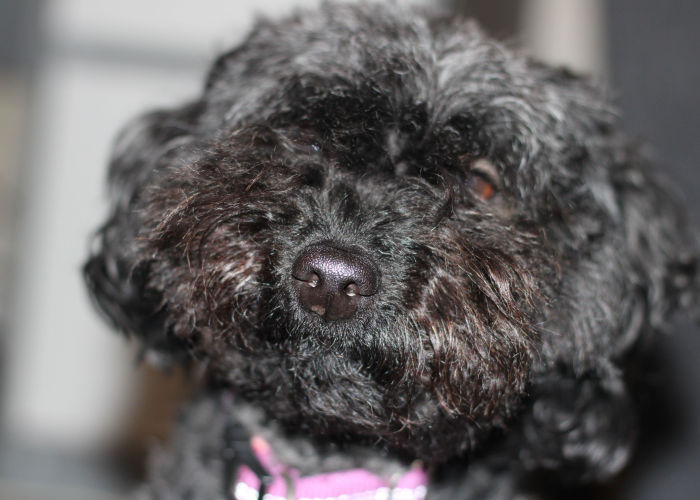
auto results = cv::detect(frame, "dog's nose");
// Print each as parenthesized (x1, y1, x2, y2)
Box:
(292, 243, 380, 320)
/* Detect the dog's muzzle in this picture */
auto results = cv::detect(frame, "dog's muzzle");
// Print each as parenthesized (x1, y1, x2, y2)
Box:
(292, 242, 380, 321)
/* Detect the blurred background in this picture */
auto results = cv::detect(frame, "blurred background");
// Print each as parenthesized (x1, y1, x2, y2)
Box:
(0, 0, 697, 498)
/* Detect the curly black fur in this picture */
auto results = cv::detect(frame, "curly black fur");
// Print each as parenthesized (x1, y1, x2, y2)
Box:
(84, 2, 698, 499)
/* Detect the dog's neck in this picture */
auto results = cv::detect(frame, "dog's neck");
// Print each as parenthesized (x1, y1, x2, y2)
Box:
(220, 394, 429, 499)
(231, 395, 414, 478)
(232, 435, 428, 500)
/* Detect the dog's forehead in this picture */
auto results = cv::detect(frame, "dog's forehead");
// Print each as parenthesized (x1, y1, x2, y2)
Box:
(229, 14, 527, 115)
(202, 2, 618, 204)
(210, 5, 609, 143)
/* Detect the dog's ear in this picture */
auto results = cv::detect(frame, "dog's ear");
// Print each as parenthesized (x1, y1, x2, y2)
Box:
(84, 103, 204, 363)
(612, 145, 698, 341)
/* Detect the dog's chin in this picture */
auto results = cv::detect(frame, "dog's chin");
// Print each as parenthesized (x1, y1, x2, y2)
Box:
(264, 372, 512, 462)
(207, 309, 530, 462)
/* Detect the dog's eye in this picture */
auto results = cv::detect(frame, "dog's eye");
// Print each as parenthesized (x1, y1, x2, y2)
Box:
(467, 158, 500, 202)
(469, 174, 496, 201)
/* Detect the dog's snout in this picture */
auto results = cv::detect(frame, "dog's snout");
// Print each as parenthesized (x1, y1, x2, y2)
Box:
(292, 242, 380, 320)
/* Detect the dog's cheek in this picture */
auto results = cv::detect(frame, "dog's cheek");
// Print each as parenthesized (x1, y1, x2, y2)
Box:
(141, 244, 262, 355)
(408, 226, 547, 425)
(418, 278, 533, 421)
(137, 170, 284, 353)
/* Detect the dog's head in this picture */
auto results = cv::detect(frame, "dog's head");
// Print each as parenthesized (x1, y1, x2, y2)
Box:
(85, 2, 696, 474)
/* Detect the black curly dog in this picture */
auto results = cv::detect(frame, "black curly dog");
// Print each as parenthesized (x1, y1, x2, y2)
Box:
(84, 2, 698, 499)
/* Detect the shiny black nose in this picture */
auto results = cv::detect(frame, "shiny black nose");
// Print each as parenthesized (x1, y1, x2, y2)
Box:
(292, 242, 380, 321)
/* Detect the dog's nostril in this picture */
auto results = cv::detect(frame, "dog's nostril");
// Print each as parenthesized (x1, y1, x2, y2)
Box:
(292, 242, 380, 321)
(344, 283, 359, 297)
(304, 273, 320, 288)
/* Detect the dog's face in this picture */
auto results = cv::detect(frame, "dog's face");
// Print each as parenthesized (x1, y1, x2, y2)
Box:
(86, 3, 696, 466)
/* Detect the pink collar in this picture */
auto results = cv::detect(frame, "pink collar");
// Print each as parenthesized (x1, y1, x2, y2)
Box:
(233, 437, 428, 500)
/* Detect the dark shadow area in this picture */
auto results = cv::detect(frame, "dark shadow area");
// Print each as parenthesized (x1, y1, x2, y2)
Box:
(607, 1, 700, 498)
